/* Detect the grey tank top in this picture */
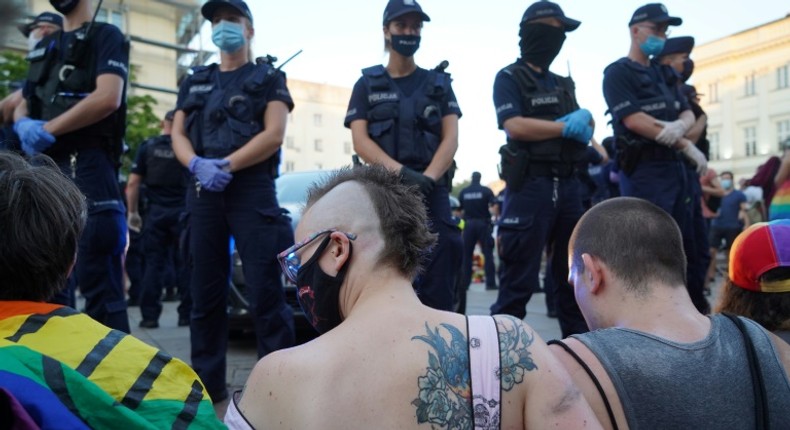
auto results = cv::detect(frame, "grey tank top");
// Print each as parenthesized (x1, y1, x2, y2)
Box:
(571, 314, 790, 429)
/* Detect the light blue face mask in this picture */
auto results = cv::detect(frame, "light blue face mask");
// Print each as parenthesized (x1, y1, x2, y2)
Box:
(640, 35, 666, 57)
(212, 20, 245, 53)
(721, 179, 733, 190)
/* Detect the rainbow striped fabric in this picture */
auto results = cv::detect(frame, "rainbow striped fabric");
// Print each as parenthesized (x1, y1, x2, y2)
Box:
(0, 302, 225, 429)
(770, 180, 790, 221)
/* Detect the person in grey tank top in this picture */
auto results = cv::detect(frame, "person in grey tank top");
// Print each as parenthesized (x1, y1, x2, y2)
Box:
(548, 196, 790, 430)
(715, 220, 790, 345)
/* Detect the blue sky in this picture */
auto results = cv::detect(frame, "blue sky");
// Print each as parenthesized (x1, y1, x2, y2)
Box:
(235, 1, 790, 182)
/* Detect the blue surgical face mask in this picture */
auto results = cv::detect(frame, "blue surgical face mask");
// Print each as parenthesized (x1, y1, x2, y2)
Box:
(391, 35, 421, 57)
(721, 179, 733, 190)
(211, 20, 246, 53)
(640, 35, 666, 57)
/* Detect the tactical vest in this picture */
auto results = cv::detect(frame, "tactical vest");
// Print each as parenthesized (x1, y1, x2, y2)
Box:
(24, 23, 128, 157)
(504, 63, 586, 165)
(361, 65, 450, 171)
(180, 62, 281, 177)
(142, 135, 186, 188)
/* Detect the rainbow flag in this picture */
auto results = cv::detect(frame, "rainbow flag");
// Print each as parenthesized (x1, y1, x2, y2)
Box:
(0, 302, 225, 429)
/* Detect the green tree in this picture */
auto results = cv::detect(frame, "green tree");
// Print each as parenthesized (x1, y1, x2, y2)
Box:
(0, 51, 28, 98)
(122, 93, 160, 177)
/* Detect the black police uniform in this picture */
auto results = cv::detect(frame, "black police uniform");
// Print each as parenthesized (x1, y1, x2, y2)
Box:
(23, 22, 130, 332)
(345, 66, 463, 311)
(131, 135, 189, 325)
(491, 62, 589, 337)
(459, 179, 497, 291)
(177, 61, 296, 401)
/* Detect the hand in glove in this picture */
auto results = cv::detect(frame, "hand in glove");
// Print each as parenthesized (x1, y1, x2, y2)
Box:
(127, 212, 142, 233)
(557, 109, 594, 143)
(188, 156, 233, 192)
(400, 166, 436, 196)
(679, 140, 708, 175)
(14, 117, 55, 155)
(655, 119, 690, 146)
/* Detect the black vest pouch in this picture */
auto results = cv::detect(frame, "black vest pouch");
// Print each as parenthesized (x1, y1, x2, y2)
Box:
(367, 119, 396, 159)
(25, 46, 51, 85)
(499, 144, 530, 193)
(615, 135, 643, 176)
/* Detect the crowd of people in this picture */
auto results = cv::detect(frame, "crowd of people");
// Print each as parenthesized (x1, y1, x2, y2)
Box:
(1, 0, 789, 428)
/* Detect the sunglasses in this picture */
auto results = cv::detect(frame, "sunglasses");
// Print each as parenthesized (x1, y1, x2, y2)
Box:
(277, 228, 357, 283)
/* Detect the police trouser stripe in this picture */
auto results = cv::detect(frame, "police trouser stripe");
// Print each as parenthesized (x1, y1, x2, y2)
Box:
(4, 307, 76, 342)
(75, 330, 126, 377)
(42, 355, 80, 418)
(173, 380, 206, 430)
(121, 351, 173, 410)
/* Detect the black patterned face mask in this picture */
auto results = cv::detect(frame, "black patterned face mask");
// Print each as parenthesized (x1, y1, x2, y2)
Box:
(295, 236, 353, 334)
(50, 0, 80, 15)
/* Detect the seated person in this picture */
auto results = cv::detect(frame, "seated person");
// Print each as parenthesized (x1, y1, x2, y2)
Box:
(228, 165, 601, 429)
(716, 220, 790, 344)
(550, 197, 790, 430)
(0, 151, 223, 428)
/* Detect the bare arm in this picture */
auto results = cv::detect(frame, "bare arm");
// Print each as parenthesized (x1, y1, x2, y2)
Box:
(171, 110, 195, 167)
(623, 110, 695, 145)
(224, 100, 289, 173)
(503, 116, 564, 142)
(702, 175, 726, 197)
(590, 137, 609, 165)
(36, 74, 124, 136)
(0, 89, 22, 125)
(685, 113, 707, 144)
(423, 114, 458, 181)
(349, 119, 402, 172)
(126, 173, 142, 214)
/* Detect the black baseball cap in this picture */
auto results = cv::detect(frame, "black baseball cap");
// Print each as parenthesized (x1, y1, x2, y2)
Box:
(629, 3, 682, 27)
(383, 0, 430, 25)
(164, 110, 175, 121)
(660, 36, 695, 56)
(521, 1, 581, 32)
(17, 12, 63, 37)
(201, 0, 254, 24)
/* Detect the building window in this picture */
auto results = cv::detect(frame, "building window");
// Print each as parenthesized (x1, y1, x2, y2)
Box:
(343, 141, 352, 155)
(744, 126, 757, 157)
(778, 65, 789, 90)
(709, 132, 720, 161)
(285, 161, 295, 172)
(708, 82, 719, 103)
(285, 136, 295, 149)
(96, 9, 124, 31)
(744, 73, 756, 97)
(313, 114, 322, 127)
(314, 139, 323, 152)
(778, 120, 790, 150)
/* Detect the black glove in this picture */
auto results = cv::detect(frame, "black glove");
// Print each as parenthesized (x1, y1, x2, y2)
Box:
(400, 166, 436, 196)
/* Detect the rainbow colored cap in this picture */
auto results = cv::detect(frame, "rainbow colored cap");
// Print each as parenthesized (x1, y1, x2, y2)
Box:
(729, 220, 790, 292)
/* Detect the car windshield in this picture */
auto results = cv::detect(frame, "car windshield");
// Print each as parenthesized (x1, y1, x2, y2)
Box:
(276, 171, 327, 206)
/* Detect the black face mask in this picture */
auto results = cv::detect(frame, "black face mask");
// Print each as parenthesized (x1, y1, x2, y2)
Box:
(295, 236, 353, 334)
(681, 58, 694, 83)
(518, 23, 566, 70)
(50, 0, 80, 15)
(391, 35, 421, 57)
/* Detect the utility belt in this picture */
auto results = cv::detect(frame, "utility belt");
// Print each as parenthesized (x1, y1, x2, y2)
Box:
(615, 135, 680, 176)
(45, 136, 107, 161)
(498, 144, 575, 192)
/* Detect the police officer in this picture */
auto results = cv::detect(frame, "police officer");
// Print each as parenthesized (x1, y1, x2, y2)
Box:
(491, 1, 590, 337)
(13, 0, 130, 332)
(459, 172, 497, 293)
(1, 12, 62, 150)
(602, 4, 708, 311)
(171, 0, 295, 403)
(344, 0, 463, 311)
(127, 110, 190, 328)
(656, 36, 711, 313)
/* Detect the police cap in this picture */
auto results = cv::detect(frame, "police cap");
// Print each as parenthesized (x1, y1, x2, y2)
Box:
(521, 1, 581, 32)
(164, 110, 175, 121)
(629, 3, 682, 27)
(659, 36, 695, 56)
(17, 12, 63, 37)
(201, 0, 254, 24)
(383, 0, 430, 26)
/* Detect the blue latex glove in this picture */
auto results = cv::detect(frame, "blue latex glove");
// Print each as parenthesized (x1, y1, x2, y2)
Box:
(188, 156, 233, 192)
(557, 109, 593, 143)
(14, 117, 56, 155)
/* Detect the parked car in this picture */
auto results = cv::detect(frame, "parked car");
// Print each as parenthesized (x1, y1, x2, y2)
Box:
(228, 171, 329, 338)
